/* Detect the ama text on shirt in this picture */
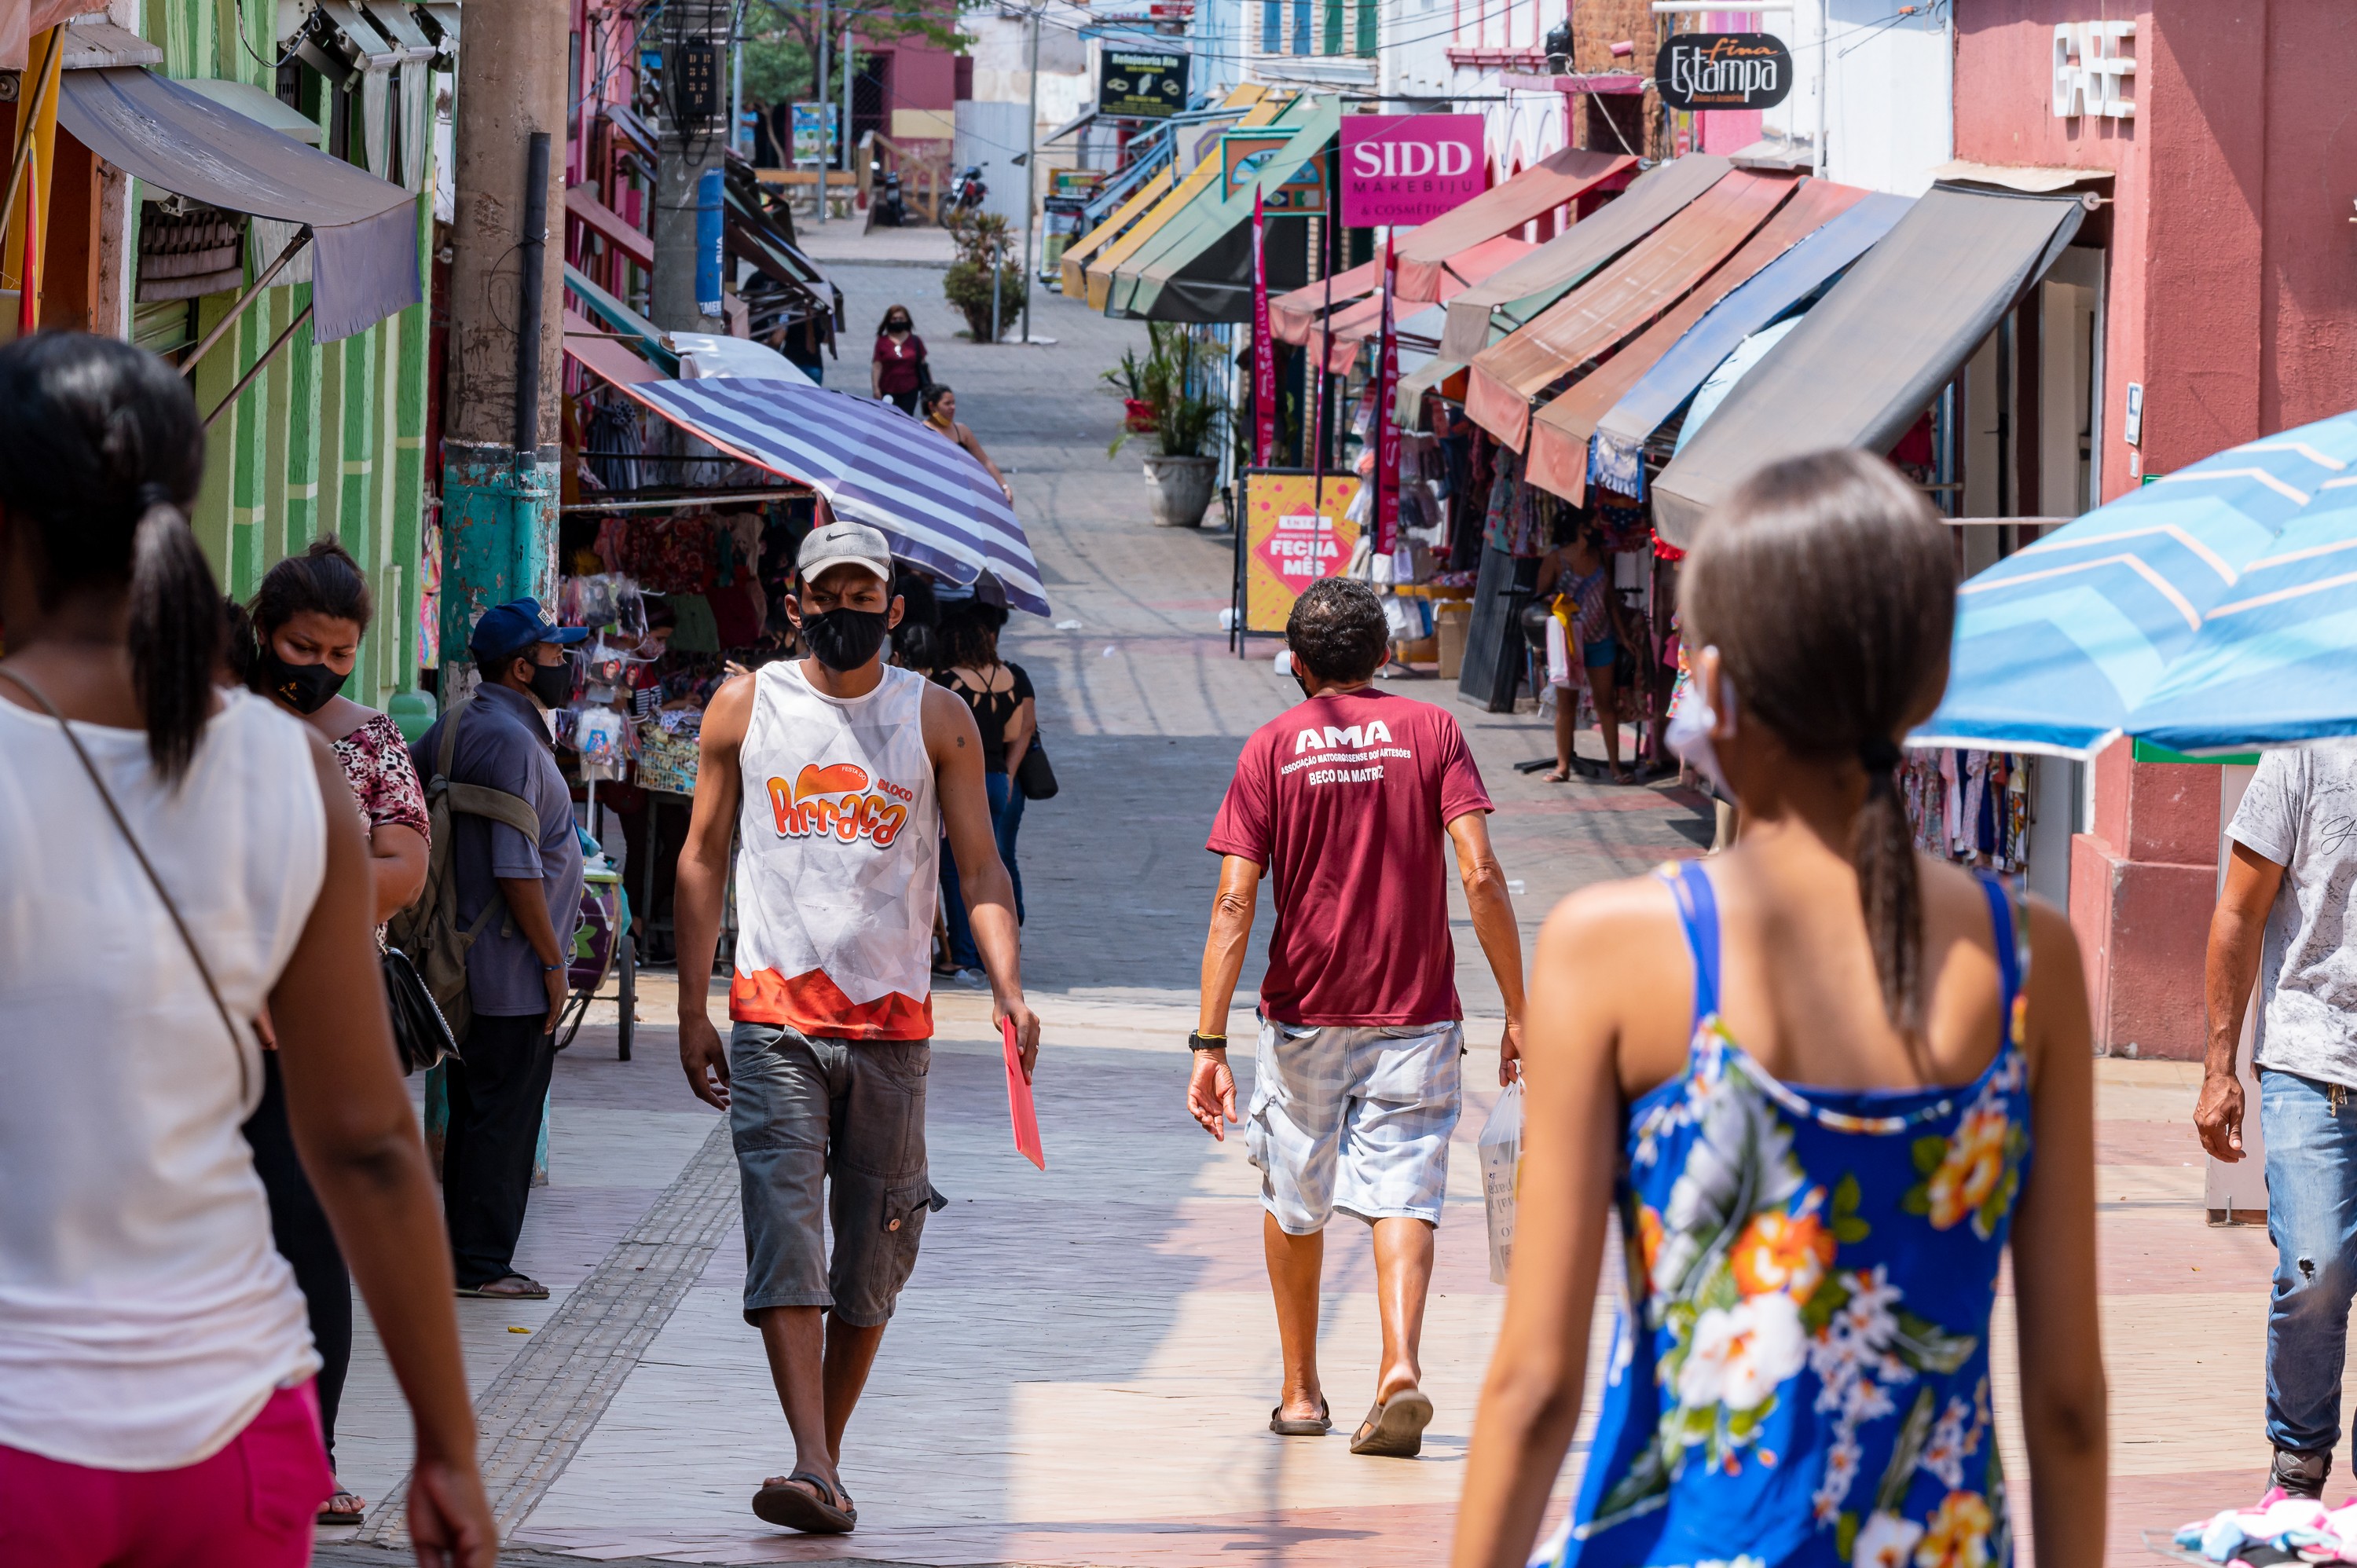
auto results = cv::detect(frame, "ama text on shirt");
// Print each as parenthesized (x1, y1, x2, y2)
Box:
(1281, 716, 1412, 789)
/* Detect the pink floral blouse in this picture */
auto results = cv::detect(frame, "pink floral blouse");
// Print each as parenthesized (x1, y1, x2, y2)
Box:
(332, 710, 429, 842)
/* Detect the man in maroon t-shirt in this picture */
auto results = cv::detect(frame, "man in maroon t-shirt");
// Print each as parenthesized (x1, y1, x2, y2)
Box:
(1191, 577, 1527, 1459)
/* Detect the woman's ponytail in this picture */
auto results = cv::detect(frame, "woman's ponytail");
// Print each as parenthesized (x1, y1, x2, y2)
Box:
(1852, 735, 1922, 1036)
(126, 485, 222, 781)
(1681, 449, 1957, 1043)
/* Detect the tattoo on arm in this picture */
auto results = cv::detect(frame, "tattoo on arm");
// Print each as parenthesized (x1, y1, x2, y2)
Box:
(955, 734, 966, 746)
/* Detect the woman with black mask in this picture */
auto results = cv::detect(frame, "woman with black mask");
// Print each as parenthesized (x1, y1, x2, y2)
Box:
(240, 537, 431, 1526)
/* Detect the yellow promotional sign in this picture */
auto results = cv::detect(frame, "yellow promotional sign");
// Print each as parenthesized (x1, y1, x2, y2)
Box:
(1243, 469, 1361, 632)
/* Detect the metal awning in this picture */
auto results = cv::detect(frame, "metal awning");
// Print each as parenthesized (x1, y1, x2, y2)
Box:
(1113, 96, 1343, 321)
(174, 78, 323, 145)
(1650, 184, 2088, 546)
(1291, 234, 1534, 372)
(1394, 147, 1635, 304)
(615, 377, 1050, 615)
(1059, 162, 1177, 297)
(1439, 154, 1732, 363)
(1578, 192, 1912, 500)
(60, 20, 162, 70)
(563, 263, 680, 376)
(1521, 177, 1873, 501)
(1082, 91, 1294, 312)
(59, 66, 420, 341)
(1269, 253, 1384, 345)
(563, 307, 662, 387)
(1043, 108, 1100, 143)
(565, 185, 652, 269)
(1463, 169, 1798, 452)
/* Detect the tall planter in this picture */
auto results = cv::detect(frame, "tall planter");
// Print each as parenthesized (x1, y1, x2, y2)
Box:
(1142, 454, 1218, 528)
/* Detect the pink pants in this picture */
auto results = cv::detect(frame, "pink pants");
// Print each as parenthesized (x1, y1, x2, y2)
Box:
(0, 1380, 335, 1567)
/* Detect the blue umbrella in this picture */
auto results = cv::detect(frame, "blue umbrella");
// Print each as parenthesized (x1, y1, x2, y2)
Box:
(1918, 408, 2357, 757)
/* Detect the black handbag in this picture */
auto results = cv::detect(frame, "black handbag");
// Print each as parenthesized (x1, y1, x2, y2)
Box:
(382, 945, 461, 1075)
(1014, 733, 1058, 801)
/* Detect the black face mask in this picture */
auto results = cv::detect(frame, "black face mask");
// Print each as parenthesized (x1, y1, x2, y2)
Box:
(257, 646, 348, 715)
(802, 606, 892, 672)
(525, 658, 574, 710)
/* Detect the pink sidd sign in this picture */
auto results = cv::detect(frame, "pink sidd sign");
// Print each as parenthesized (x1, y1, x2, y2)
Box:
(1339, 115, 1485, 226)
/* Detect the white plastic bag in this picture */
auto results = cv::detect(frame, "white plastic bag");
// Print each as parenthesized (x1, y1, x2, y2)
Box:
(1479, 1080, 1524, 1286)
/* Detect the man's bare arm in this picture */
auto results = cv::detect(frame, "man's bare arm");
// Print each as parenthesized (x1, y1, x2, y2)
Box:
(1447, 809, 1526, 1083)
(1186, 855, 1262, 1141)
(675, 673, 753, 1109)
(2196, 841, 2286, 1161)
(924, 683, 1041, 1074)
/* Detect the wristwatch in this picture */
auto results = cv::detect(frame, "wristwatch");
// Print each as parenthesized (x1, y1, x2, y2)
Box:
(1188, 1031, 1228, 1053)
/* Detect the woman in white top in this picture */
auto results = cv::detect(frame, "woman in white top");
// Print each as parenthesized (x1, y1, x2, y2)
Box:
(0, 332, 496, 1566)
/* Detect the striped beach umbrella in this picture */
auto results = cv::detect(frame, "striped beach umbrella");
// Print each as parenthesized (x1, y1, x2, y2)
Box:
(616, 376, 1050, 617)
(1917, 409, 2357, 757)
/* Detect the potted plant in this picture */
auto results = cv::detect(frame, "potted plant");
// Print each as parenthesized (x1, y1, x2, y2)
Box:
(942, 211, 1023, 343)
(1105, 324, 1226, 527)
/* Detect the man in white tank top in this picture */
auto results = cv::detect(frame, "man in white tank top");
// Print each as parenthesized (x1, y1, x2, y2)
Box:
(674, 518, 1041, 1537)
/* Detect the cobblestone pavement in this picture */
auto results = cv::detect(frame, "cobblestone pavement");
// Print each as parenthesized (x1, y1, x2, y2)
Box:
(317, 244, 2304, 1566)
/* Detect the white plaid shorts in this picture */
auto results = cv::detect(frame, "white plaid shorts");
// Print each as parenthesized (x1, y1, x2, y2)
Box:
(1245, 1016, 1463, 1235)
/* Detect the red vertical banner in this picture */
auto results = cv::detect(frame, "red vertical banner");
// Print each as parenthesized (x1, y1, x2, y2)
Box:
(1251, 188, 1276, 467)
(1373, 229, 1400, 554)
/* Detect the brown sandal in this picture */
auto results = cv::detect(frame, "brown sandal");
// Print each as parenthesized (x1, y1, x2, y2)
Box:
(1269, 1396, 1331, 1436)
(753, 1471, 856, 1533)
(1348, 1387, 1434, 1457)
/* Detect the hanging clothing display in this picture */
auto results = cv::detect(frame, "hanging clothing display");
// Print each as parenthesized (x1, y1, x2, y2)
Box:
(1901, 747, 2032, 871)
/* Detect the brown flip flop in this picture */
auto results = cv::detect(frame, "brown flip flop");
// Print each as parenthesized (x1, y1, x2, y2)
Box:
(1269, 1396, 1332, 1436)
(456, 1274, 549, 1300)
(1348, 1387, 1434, 1457)
(753, 1470, 856, 1533)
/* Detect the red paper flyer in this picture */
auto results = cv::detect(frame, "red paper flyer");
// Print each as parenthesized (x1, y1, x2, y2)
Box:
(1003, 1019, 1044, 1171)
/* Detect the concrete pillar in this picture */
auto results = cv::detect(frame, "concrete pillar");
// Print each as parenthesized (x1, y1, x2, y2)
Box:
(440, 0, 570, 681)
(651, 0, 728, 332)
(2069, 742, 2221, 1060)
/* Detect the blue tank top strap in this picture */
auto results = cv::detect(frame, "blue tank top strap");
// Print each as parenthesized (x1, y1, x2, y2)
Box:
(1661, 859, 1722, 1031)
(1973, 870, 2028, 1028)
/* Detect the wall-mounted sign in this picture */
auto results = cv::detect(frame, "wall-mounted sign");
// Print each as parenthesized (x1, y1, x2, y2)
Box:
(2124, 382, 2144, 448)
(1098, 49, 1189, 119)
(1222, 131, 1328, 213)
(2053, 20, 2135, 119)
(790, 102, 838, 165)
(1654, 32, 1792, 112)
(1339, 114, 1483, 226)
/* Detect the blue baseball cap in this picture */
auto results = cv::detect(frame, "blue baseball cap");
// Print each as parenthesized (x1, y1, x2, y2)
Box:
(469, 598, 592, 665)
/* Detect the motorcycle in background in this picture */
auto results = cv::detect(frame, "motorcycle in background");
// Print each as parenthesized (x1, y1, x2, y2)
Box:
(948, 165, 988, 215)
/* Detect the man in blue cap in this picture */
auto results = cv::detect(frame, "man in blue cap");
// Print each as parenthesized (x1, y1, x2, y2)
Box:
(408, 599, 590, 1300)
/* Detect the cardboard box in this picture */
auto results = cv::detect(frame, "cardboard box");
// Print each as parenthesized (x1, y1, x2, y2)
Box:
(1435, 603, 1470, 680)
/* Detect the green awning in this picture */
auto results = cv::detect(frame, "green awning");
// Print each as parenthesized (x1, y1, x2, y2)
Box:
(563, 263, 680, 376)
(1109, 95, 1339, 323)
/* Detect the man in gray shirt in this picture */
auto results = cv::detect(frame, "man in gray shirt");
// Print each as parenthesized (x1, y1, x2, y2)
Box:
(409, 599, 588, 1301)
(2197, 741, 2357, 1500)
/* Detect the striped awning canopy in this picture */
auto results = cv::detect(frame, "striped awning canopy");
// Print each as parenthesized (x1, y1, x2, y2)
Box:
(616, 377, 1049, 616)
(1919, 410, 2357, 757)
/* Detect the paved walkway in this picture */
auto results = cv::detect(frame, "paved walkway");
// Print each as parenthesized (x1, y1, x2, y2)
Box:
(318, 262, 2293, 1567)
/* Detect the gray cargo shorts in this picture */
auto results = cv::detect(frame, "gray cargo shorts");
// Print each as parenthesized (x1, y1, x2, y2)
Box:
(727, 1021, 947, 1328)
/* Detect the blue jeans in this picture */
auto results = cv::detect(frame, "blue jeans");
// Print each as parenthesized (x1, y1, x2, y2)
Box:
(941, 770, 1024, 972)
(2264, 1068, 2357, 1454)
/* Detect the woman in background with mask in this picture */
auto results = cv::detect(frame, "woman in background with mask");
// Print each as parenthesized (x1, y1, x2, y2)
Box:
(241, 536, 431, 1526)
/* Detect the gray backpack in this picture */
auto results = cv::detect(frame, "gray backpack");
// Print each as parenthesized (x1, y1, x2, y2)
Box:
(386, 697, 543, 1045)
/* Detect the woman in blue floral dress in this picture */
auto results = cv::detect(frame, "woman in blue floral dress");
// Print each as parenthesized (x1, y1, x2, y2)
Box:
(1452, 451, 2105, 1568)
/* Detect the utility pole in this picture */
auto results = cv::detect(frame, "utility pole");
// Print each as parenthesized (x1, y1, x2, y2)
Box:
(654, 0, 728, 328)
(813, 0, 828, 225)
(440, 0, 569, 686)
(1017, 0, 1042, 345)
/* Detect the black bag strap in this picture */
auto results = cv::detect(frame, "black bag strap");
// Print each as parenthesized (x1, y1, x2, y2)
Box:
(0, 668, 251, 1101)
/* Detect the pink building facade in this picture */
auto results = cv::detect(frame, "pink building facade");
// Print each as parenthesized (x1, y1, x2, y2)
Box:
(1956, 0, 2357, 1057)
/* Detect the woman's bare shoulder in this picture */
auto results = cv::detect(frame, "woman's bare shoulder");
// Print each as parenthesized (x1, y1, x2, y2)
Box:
(1537, 866, 1685, 958)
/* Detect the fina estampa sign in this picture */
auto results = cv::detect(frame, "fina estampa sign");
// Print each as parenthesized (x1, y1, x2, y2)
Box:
(1340, 115, 1484, 227)
(1654, 32, 1794, 112)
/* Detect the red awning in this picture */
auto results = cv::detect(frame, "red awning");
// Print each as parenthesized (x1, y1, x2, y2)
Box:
(1394, 146, 1636, 303)
(562, 307, 661, 386)
(1523, 178, 1870, 504)
(1464, 170, 1798, 452)
(1270, 255, 1386, 347)
(566, 185, 653, 269)
(1300, 233, 1534, 372)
